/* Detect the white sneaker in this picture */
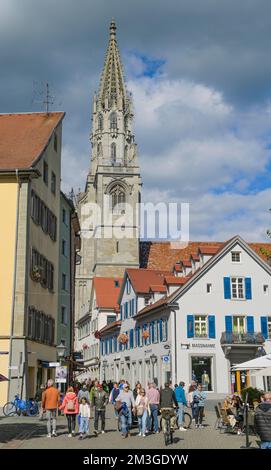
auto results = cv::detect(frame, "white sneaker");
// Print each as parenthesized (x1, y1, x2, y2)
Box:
(142, 434, 146, 437)
(199, 425, 204, 429)
(179, 427, 187, 431)
(137, 432, 142, 436)
(47, 433, 51, 438)
(52, 432, 57, 437)
(68, 434, 72, 437)
(101, 431, 105, 434)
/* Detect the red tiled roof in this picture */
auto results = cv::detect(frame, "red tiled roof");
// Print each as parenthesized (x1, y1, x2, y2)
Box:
(126, 268, 172, 294)
(149, 284, 167, 292)
(198, 246, 220, 255)
(174, 264, 182, 272)
(136, 296, 168, 317)
(191, 254, 200, 261)
(164, 276, 188, 285)
(182, 259, 192, 267)
(0, 112, 65, 170)
(99, 321, 121, 335)
(140, 241, 271, 271)
(93, 277, 123, 309)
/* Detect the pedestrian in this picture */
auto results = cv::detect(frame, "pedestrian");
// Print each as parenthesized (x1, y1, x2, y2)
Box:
(254, 392, 271, 449)
(174, 381, 188, 431)
(135, 388, 150, 437)
(116, 383, 135, 438)
(159, 382, 178, 433)
(192, 383, 206, 429)
(35, 384, 45, 420)
(59, 386, 79, 437)
(146, 382, 160, 434)
(93, 383, 108, 435)
(109, 382, 120, 429)
(78, 397, 91, 439)
(78, 384, 91, 404)
(42, 379, 60, 438)
(187, 384, 197, 424)
(133, 382, 142, 400)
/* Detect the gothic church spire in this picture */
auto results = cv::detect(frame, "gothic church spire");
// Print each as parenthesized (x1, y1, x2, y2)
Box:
(98, 19, 128, 110)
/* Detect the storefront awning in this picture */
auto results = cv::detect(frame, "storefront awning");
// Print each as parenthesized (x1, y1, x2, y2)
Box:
(231, 353, 271, 371)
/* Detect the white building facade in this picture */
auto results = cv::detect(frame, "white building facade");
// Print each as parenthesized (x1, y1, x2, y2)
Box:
(99, 237, 271, 395)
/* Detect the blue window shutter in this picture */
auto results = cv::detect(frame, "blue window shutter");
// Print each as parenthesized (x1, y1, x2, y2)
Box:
(133, 298, 135, 316)
(120, 305, 123, 321)
(159, 320, 163, 342)
(224, 277, 231, 299)
(225, 316, 233, 332)
(208, 315, 216, 338)
(130, 329, 134, 349)
(261, 317, 268, 339)
(114, 336, 117, 352)
(187, 315, 194, 338)
(151, 322, 154, 343)
(136, 327, 140, 346)
(246, 316, 254, 334)
(126, 331, 128, 350)
(125, 302, 128, 319)
(245, 278, 252, 300)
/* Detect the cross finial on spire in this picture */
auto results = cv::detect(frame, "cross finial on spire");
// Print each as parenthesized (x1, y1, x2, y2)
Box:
(110, 18, 116, 38)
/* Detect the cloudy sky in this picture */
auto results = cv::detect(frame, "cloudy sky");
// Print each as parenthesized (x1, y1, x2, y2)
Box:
(1, 0, 271, 242)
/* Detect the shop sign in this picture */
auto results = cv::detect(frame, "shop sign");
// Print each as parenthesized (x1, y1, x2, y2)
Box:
(191, 343, 215, 349)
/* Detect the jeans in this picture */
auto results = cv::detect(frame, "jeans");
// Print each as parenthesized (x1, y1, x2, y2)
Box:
(138, 410, 148, 434)
(94, 409, 105, 431)
(161, 408, 175, 432)
(194, 406, 204, 425)
(120, 408, 132, 435)
(66, 414, 76, 434)
(46, 409, 57, 434)
(79, 417, 90, 435)
(177, 402, 185, 426)
(260, 441, 271, 449)
(148, 404, 159, 432)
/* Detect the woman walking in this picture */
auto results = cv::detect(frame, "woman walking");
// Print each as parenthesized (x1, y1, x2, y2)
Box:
(192, 384, 206, 429)
(135, 388, 150, 437)
(59, 386, 79, 437)
(187, 384, 197, 424)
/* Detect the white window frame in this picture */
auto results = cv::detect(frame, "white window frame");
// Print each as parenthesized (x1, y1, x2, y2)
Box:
(233, 316, 246, 334)
(194, 315, 208, 338)
(230, 277, 245, 300)
(267, 317, 271, 339)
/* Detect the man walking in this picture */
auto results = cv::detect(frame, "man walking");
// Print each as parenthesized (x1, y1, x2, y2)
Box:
(254, 392, 271, 449)
(42, 379, 60, 437)
(160, 383, 178, 433)
(146, 382, 160, 434)
(175, 381, 188, 431)
(92, 383, 108, 434)
(116, 383, 135, 438)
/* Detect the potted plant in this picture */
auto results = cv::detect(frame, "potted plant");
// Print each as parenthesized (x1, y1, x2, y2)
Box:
(32, 265, 41, 281)
(117, 333, 128, 344)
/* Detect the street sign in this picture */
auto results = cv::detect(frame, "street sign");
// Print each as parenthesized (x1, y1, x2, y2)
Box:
(49, 362, 60, 367)
(162, 355, 170, 364)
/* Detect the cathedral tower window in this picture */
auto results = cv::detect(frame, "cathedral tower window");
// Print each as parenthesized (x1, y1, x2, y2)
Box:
(110, 184, 125, 213)
(111, 143, 117, 164)
(124, 115, 129, 132)
(109, 112, 117, 130)
(97, 142, 102, 156)
(124, 145, 128, 165)
(98, 114, 103, 131)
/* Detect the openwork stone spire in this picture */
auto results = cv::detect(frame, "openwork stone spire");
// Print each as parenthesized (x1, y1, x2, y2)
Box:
(98, 19, 128, 110)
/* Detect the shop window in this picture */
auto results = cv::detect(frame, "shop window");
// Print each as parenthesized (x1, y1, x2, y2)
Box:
(191, 356, 213, 391)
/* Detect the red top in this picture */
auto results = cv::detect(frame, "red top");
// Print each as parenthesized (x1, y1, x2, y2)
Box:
(59, 392, 79, 414)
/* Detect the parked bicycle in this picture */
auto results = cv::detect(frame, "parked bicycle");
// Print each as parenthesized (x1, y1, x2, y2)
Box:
(176, 409, 192, 429)
(3, 395, 39, 417)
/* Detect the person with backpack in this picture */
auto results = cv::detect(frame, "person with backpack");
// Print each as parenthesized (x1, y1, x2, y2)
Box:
(192, 383, 206, 429)
(109, 382, 120, 429)
(59, 386, 79, 437)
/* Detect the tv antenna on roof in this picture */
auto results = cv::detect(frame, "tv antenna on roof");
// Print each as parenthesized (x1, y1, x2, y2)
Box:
(32, 81, 61, 113)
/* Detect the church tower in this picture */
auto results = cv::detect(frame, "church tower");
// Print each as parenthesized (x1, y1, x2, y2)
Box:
(75, 20, 141, 318)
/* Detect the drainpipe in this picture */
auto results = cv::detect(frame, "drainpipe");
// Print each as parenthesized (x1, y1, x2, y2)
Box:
(8, 169, 21, 401)
(174, 309, 177, 384)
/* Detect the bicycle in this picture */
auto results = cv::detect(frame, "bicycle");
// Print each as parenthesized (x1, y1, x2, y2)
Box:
(176, 409, 192, 429)
(161, 408, 175, 446)
(3, 395, 39, 417)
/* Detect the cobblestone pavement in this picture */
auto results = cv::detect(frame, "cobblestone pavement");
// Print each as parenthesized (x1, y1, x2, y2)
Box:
(0, 400, 260, 449)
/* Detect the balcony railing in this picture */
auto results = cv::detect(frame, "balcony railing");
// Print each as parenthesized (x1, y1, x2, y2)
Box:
(220, 332, 265, 345)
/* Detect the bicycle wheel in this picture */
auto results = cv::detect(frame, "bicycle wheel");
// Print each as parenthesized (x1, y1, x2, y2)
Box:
(3, 402, 17, 417)
(184, 412, 192, 429)
(27, 402, 39, 417)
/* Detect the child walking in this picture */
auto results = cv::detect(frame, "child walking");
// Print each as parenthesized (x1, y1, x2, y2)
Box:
(79, 397, 91, 439)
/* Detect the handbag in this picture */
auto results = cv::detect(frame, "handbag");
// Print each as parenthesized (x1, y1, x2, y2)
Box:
(136, 405, 144, 417)
(114, 401, 122, 412)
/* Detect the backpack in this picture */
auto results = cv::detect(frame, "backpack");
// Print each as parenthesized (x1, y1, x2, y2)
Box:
(67, 398, 75, 411)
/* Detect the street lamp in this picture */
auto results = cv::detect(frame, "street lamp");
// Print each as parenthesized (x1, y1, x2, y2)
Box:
(56, 341, 66, 361)
(102, 360, 108, 381)
(150, 354, 157, 384)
